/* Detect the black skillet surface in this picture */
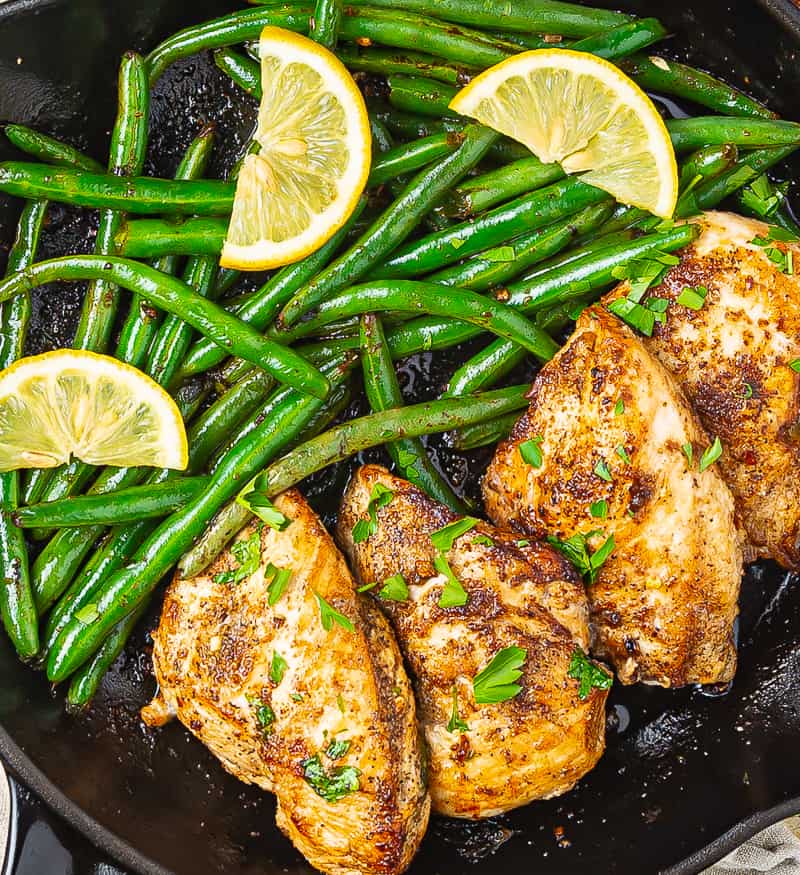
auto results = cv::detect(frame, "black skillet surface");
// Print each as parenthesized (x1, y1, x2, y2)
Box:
(0, 1, 799, 873)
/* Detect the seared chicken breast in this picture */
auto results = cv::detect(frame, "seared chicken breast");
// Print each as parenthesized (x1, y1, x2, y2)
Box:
(484, 307, 743, 688)
(338, 465, 609, 820)
(604, 211, 800, 568)
(142, 490, 429, 875)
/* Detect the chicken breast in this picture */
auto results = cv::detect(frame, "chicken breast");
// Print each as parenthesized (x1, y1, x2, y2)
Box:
(484, 306, 743, 688)
(604, 210, 800, 569)
(142, 490, 429, 875)
(337, 465, 609, 820)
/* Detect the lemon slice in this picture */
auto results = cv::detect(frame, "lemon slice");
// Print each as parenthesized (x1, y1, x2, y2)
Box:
(0, 350, 188, 472)
(221, 26, 371, 271)
(449, 49, 678, 218)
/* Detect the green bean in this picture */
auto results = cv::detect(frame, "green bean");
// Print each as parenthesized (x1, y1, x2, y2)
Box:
(619, 55, 776, 120)
(387, 74, 457, 119)
(338, 0, 633, 37)
(370, 116, 394, 154)
(666, 117, 800, 152)
(449, 412, 518, 451)
(42, 521, 153, 652)
(176, 200, 365, 383)
(114, 218, 228, 258)
(14, 479, 209, 529)
(374, 177, 610, 280)
(439, 156, 565, 220)
(676, 145, 799, 219)
(33, 525, 106, 615)
(66, 599, 148, 711)
(311, 0, 342, 48)
(146, 6, 519, 84)
(46, 354, 355, 683)
(338, 45, 475, 86)
(0, 256, 329, 399)
(215, 267, 241, 298)
(4, 125, 104, 173)
(116, 128, 216, 370)
(484, 32, 570, 50)
(569, 18, 666, 60)
(679, 144, 738, 189)
(214, 48, 261, 98)
(74, 52, 150, 354)
(368, 132, 464, 186)
(278, 124, 498, 327)
(27, 465, 98, 539)
(0, 200, 46, 660)
(360, 314, 464, 511)
(277, 280, 560, 362)
(0, 163, 233, 215)
(445, 341, 529, 397)
(427, 202, 612, 292)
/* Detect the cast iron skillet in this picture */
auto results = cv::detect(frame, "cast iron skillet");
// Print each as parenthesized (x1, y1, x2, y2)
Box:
(1, 1, 799, 873)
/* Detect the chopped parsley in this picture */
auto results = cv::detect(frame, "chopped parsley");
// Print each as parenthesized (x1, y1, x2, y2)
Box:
(238, 475, 291, 531)
(270, 651, 287, 685)
(472, 534, 494, 547)
(394, 447, 421, 484)
(515, 539, 530, 547)
(356, 580, 378, 593)
(699, 436, 723, 473)
(447, 686, 470, 733)
(519, 435, 544, 468)
(607, 251, 680, 336)
(434, 554, 469, 608)
(337, 693, 346, 713)
(301, 754, 361, 803)
(214, 529, 261, 586)
(547, 531, 615, 585)
(790, 359, 800, 374)
(430, 517, 479, 552)
(743, 382, 754, 399)
(739, 174, 788, 219)
(614, 398, 625, 416)
(594, 459, 612, 482)
(379, 573, 409, 602)
(485, 245, 516, 263)
(352, 483, 394, 544)
(751, 229, 797, 274)
(314, 592, 355, 633)
(473, 646, 527, 704)
(266, 563, 292, 605)
(75, 603, 100, 625)
(247, 695, 275, 734)
(568, 648, 613, 700)
(676, 284, 708, 311)
(290, 693, 304, 702)
(682, 442, 694, 466)
(590, 500, 608, 520)
(615, 444, 632, 465)
(325, 738, 351, 761)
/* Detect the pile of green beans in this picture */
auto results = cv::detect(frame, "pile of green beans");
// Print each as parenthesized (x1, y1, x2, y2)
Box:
(0, 0, 796, 709)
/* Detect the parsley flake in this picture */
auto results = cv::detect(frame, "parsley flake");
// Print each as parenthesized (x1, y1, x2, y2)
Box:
(739, 174, 787, 218)
(743, 382, 754, 399)
(676, 285, 708, 311)
(336, 693, 346, 713)
(314, 593, 355, 633)
(699, 436, 723, 473)
(568, 648, 613, 700)
(266, 563, 292, 605)
(594, 459, 612, 482)
(515, 539, 530, 547)
(682, 442, 694, 467)
(238, 475, 291, 531)
(379, 573, 409, 602)
(247, 695, 275, 734)
(214, 529, 261, 586)
(519, 435, 544, 468)
(301, 754, 361, 803)
(430, 517, 479, 552)
(472, 534, 494, 547)
(473, 646, 527, 704)
(547, 531, 615, 585)
(435, 554, 469, 608)
(614, 398, 625, 416)
(590, 500, 608, 520)
(356, 581, 378, 593)
(447, 686, 470, 733)
(75, 603, 100, 625)
(615, 444, 632, 465)
(790, 359, 800, 374)
(352, 483, 394, 544)
(270, 652, 287, 685)
(325, 738, 351, 760)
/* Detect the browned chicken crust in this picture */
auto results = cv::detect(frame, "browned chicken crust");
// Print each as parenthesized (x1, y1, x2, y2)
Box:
(142, 490, 429, 875)
(338, 465, 608, 820)
(484, 307, 743, 688)
(604, 210, 800, 569)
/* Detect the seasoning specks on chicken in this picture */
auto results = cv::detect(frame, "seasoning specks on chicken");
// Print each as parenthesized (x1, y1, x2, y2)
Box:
(142, 489, 429, 875)
(484, 306, 744, 688)
(338, 465, 609, 820)
(604, 210, 800, 569)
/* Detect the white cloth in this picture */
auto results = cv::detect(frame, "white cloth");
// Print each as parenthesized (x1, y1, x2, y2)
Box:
(708, 823, 800, 874)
